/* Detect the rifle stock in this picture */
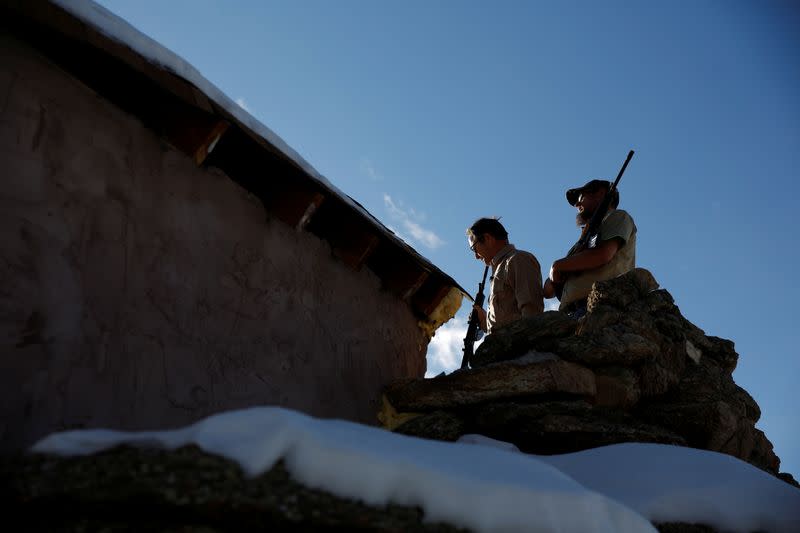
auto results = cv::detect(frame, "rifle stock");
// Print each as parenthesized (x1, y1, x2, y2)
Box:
(552, 150, 634, 301)
(460, 265, 490, 369)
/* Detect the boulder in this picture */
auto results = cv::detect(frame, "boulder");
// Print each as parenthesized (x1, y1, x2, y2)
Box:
(384, 356, 596, 412)
(1, 441, 733, 533)
(394, 410, 465, 442)
(636, 355, 776, 472)
(594, 366, 641, 408)
(554, 324, 663, 367)
(470, 311, 577, 367)
(586, 267, 660, 310)
(382, 267, 792, 483)
(468, 401, 686, 455)
(1, 445, 465, 532)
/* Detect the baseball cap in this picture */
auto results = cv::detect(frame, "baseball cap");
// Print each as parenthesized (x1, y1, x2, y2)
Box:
(566, 179, 612, 206)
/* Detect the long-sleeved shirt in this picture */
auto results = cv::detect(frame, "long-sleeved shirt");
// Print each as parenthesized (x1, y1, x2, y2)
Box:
(487, 244, 544, 333)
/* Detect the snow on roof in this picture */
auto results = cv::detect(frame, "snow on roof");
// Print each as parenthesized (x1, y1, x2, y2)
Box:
(48, 0, 344, 211)
(46, 0, 467, 299)
(33, 406, 800, 533)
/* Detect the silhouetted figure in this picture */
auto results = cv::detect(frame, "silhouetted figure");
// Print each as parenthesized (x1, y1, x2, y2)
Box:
(543, 180, 637, 318)
(466, 218, 544, 334)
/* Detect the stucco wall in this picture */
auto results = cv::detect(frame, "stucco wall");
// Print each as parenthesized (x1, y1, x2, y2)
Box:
(0, 34, 428, 451)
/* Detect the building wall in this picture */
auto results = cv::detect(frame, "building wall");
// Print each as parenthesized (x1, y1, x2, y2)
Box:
(0, 33, 428, 451)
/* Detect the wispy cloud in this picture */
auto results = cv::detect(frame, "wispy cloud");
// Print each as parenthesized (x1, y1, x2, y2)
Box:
(427, 297, 560, 377)
(235, 97, 250, 112)
(360, 157, 383, 181)
(385, 224, 413, 247)
(426, 315, 474, 377)
(383, 194, 445, 250)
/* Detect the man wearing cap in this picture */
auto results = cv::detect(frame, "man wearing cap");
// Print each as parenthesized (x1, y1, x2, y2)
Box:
(467, 217, 544, 334)
(543, 179, 637, 318)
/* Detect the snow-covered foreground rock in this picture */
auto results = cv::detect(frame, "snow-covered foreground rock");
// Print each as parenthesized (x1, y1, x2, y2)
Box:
(539, 443, 800, 533)
(28, 406, 800, 532)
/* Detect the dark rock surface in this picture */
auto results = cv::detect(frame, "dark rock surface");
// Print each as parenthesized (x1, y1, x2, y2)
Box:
(383, 268, 792, 484)
(384, 357, 596, 411)
(469, 401, 687, 455)
(394, 410, 465, 442)
(2, 442, 734, 533)
(469, 311, 577, 367)
(2, 444, 466, 532)
(5, 267, 794, 533)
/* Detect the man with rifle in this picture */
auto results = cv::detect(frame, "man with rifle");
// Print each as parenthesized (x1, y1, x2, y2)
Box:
(543, 152, 637, 318)
(465, 217, 544, 336)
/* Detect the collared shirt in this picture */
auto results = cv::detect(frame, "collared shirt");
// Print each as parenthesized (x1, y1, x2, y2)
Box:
(487, 244, 544, 333)
(559, 209, 637, 309)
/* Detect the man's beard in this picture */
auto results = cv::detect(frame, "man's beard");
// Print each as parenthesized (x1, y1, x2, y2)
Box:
(575, 210, 592, 227)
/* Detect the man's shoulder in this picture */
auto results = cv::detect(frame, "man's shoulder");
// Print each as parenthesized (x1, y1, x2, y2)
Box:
(606, 208, 634, 222)
(599, 209, 636, 242)
(603, 209, 637, 230)
(507, 248, 541, 266)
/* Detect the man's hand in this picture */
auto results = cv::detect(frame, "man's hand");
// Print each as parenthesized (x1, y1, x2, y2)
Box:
(549, 260, 565, 283)
(473, 304, 487, 332)
(543, 278, 555, 299)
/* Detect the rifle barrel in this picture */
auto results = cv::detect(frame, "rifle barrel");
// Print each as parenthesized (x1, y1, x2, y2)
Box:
(611, 150, 634, 190)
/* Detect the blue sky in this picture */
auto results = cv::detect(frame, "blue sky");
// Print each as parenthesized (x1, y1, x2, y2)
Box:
(94, 0, 799, 478)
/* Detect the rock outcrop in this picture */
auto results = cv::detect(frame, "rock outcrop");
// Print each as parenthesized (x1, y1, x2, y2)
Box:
(1, 445, 465, 532)
(4, 268, 796, 533)
(3, 442, 766, 533)
(382, 268, 791, 482)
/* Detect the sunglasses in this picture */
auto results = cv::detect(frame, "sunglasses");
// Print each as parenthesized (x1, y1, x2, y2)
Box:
(469, 235, 482, 251)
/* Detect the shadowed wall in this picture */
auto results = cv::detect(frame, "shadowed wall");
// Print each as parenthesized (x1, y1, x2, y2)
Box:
(0, 33, 428, 451)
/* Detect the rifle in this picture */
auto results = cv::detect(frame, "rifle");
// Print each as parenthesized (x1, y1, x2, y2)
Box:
(461, 265, 490, 369)
(553, 150, 635, 300)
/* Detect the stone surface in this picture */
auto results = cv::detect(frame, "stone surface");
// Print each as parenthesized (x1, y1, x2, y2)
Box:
(383, 267, 793, 483)
(586, 267, 659, 311)
(594, 366, 641, 408)
(384, 358, 596, 411)
(1, 443, 730, 533)
(2, 251, 790, 533)
(554, 325, 664, 368)
(394, 411, 465, 442)
(469, 401, 686, 455)
(470, 311, 577, 367)
(1, 445, 465, 532)
(777, 472, 800, 489)
(636, 356, 775, 472)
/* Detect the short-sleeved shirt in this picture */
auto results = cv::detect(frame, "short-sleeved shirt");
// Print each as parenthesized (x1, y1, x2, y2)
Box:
(487, 244, 544, 333)
(559, 209, 637, 309)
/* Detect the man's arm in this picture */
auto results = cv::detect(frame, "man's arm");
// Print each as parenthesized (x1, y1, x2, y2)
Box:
(543, 278, 555, 299)
(511, 253, 544, 316)
(473, 305, 487, 331)
(549, 238, 621, 282)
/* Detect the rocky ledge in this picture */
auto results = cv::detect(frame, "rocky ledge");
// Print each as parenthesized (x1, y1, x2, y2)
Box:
(5, 268, 797, 532)
(1, 444, 465, 532)
(381, 268, 797, 488)
(2, 443, 753, 533)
